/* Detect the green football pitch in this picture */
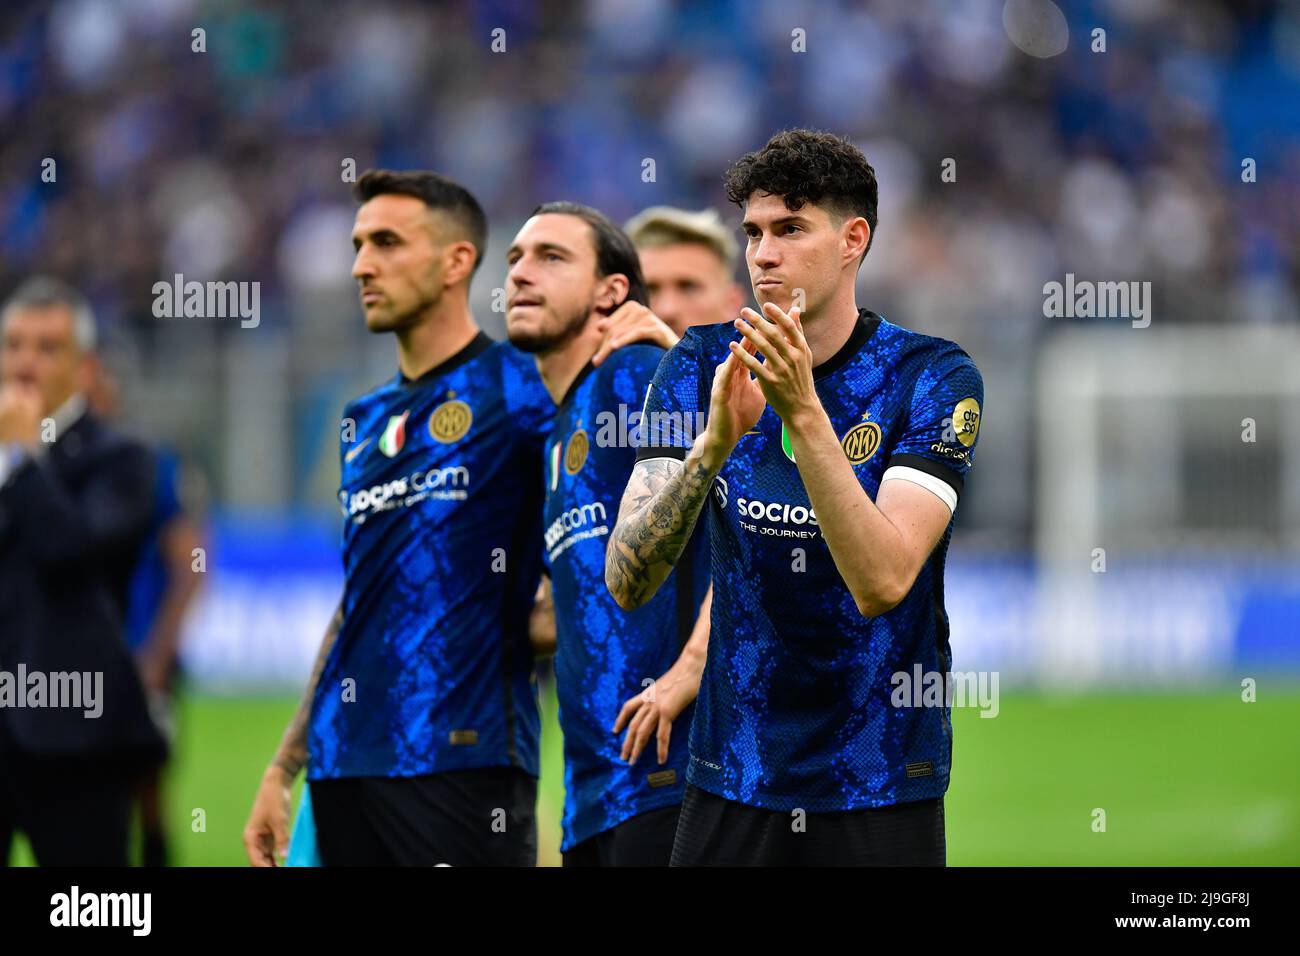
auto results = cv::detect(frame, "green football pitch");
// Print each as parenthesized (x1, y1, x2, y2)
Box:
(10, 683, 1298, 866)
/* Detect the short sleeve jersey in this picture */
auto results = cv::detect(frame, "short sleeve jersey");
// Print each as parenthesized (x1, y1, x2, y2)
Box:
(636, 310, 984, 812)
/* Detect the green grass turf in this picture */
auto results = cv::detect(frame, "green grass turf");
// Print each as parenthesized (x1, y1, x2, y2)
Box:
(9, 682, 1298, 866)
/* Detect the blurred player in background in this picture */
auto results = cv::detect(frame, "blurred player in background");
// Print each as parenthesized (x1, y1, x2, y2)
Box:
(607, 129, 984, 866)
(89, 357, 207, 867)
(0, 277, 166, 865)
(625, 206, 746, 335)
(505, 202, 710, 865)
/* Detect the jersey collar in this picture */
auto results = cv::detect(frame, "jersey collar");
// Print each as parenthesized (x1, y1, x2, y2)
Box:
(398, 331, 494, 388)
(812, 308, 882, 381)
(557, 359, 599, 412)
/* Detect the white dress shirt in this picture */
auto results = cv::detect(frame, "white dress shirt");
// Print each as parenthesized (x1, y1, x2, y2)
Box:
(0, 392, 87, 489)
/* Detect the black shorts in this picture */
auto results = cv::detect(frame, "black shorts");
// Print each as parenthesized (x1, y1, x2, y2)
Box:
(670, 784, 945, 867)
(311, 767, 537, 866)
(562, 803, 681, 867)
(0, 751, 133, 867)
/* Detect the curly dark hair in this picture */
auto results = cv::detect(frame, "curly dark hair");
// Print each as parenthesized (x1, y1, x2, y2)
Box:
(723, 129, 878, 257)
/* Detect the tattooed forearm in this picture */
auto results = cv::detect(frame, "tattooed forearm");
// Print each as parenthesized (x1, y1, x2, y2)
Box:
(271, 600, 343, 778)
(606, 445, 720, 610)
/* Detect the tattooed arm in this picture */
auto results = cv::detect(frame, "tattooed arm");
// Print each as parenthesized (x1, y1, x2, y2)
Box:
(273, 600, 342, 777)
(606, 339, 767, 610)
(243, 599, 343, 866)
(605, 449, 721, 610)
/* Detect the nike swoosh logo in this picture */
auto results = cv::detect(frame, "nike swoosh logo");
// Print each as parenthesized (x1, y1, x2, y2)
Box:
(344, 437, 372, 463)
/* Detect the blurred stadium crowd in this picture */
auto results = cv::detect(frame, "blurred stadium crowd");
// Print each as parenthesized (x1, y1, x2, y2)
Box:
(2, 0, 1298, 543)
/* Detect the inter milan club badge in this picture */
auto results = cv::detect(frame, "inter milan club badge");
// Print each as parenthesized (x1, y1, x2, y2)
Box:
(429, 392, 473, 444)
(782, 412, 882, 465)
(378, 410, 410, 457)
(564, 428, 589, 475)
(841, 411, 882, 465)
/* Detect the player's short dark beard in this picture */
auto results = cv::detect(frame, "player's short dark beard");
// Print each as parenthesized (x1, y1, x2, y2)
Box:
(365, 269, 442, 333)
(507, 302, 591, 355)
(366, 308, 416, 334)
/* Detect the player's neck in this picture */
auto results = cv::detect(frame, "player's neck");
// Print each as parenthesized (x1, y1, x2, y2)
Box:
(804, 293, 862, 368)
(394, 299, 480, 381)
(533, 318, 604, 405)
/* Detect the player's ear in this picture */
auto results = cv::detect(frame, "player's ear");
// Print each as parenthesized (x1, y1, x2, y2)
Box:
(593, 273, 630, 315)
(442, 241, 478, 288)
(844, 216, 870, 265)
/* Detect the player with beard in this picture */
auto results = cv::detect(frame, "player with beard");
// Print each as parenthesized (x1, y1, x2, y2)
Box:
(505, 202, 710, 865)
(243, 172, 676, 867)
(245, 170, 555, 867)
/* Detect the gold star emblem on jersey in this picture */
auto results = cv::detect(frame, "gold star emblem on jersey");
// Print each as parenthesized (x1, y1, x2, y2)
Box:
(429, 395, 473, 444)
(841, 411, 882, 465)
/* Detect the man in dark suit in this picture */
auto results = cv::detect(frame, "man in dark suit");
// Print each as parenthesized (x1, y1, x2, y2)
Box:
(0, 276, 166, 866)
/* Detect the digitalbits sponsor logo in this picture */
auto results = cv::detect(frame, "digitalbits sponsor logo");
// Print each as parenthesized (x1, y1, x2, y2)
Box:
(952, 397, 980, 447)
